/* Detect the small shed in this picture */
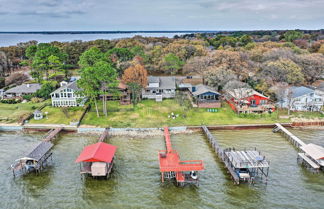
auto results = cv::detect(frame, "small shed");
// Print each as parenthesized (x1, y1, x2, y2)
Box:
(75, 142, 117, 178)
(33, 110, 43, 120)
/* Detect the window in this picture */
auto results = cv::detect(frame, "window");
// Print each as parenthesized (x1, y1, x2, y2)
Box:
(315, 98, 322, 102)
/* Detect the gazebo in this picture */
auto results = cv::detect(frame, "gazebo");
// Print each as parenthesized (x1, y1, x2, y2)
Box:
(33, 110, 43, 120)
(75, 142, 117, 178)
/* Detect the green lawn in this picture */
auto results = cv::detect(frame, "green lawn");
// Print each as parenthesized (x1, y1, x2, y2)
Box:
(81, 99, 299, 128)
(0, 101, 49, 124)
(28, 106, 85, 125)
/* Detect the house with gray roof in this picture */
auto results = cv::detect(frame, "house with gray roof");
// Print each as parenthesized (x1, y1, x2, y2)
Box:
(4, 83, 41, 98)
(50, 81, 86, 107)
(142, 76, 176, 101)
(281, 86, 323, 111)
(190, 84, 221, 108)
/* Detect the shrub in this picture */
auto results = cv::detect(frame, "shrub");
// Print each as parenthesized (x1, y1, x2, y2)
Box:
(0, 98, 21, 104)
(31, 97, 44, 103)
(22, 94, 33, 101)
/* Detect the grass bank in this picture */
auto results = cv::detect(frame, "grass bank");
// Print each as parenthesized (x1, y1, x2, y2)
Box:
(81, 99, 296, 128)
(0, 101, 48, 124)
(28, 106, 84, 125)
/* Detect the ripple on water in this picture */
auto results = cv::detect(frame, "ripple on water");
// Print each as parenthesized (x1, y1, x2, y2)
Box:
(0, 129, 323, 209)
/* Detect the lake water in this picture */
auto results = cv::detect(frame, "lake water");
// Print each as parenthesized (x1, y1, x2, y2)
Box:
(0, 32, 188, 47)
(0, 129, 323, 209)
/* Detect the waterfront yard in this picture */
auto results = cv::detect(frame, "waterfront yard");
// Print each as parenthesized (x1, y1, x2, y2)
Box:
(28, 106, 85, 125)
(81, 99, 296, 128)
(0, 101, 48, 124)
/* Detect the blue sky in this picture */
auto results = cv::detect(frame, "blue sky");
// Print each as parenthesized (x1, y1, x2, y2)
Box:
(0, 0, 323, 31)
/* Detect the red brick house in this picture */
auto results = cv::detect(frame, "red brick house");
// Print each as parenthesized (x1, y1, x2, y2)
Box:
(225, 88, 275, 113)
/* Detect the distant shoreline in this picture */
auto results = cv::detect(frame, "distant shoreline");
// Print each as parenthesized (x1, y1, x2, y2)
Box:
(0, 30, 217, 35)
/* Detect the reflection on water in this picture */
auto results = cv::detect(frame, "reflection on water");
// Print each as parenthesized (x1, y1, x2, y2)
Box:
(0, 129, 323, 208)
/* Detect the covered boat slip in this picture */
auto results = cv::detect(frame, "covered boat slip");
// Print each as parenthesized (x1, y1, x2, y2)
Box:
(75, 142, 117, 178)
(201, 126, 270, 184)
(158, 127, 204, 186)
(12, 141, 54, 176)
(223, 148, 270, 183)
(10, 127, 63, 176)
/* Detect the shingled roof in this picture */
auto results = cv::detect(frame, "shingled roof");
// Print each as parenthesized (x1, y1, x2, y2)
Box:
(51, 81, 81, 94)
(192, 84, 220, 96)
(226, 88, 268, 100)
(147, 76, 176, 90)
(5, 83, 41, 94)
(288, 86, 314, 98)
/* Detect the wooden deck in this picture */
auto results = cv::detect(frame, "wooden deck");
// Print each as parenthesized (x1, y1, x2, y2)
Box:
(297, 153, 320, 170)
(224, 150, 269, 169)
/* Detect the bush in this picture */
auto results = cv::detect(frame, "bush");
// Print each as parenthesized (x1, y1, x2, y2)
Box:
(35, 81, 57, 99)
(22, 94, 33, 101)
(0, 98, 21, 104)
(31, 97, 44, 103)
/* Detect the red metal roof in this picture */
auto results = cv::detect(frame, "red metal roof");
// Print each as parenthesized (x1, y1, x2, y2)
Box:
(75, 142, 117, 163)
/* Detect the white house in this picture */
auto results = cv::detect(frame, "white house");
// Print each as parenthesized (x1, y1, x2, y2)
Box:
(281, 86, 324, 111)
(142, 76, 176, 101)
(50, 81, 86, 107)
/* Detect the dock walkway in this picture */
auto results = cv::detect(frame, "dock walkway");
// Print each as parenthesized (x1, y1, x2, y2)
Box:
(202, 126, 240, 184)
(98, 128, 109, 142)
(273, 123, 323, 172)
(158, 127, 204, 186)
(202, 126, 270, 184)
(273, 123, 306, 148)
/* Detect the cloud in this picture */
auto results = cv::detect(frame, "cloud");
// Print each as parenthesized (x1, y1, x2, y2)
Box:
(0, 0, 91, 18)
(0, 0, 323, 30)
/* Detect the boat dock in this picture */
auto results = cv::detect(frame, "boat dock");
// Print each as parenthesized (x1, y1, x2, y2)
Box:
(202, 126, 270, 184)
(11, 127, 63, 176)
(98, 128, 109, 142)
(273, 123, 306, 148)
(273, 123, 323, 172)
(158, 127, 204, 186)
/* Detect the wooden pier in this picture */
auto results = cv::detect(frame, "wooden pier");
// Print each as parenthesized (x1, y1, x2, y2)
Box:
(11, 127, 63, 176)
(273, 123, 323, 172)
(98, 128, 109, 142)
(158, 127, 204, 186)
(202, 126, 270, 184)
(273, 123, 306, 148)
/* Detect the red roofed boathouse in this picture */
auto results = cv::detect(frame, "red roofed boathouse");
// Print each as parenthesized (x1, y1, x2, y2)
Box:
(75, 142, 117, 179)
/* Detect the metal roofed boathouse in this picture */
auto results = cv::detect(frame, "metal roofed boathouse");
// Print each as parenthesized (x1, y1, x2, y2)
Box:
(75, 142, 117, 179)
(202, 126, 270, 184)
(158, 127, 204, 186)
(11, 127, 63, 176)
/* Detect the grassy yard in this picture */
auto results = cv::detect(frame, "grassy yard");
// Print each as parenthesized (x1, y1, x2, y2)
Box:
(28, 106, 85, 125)
(81, 99, 303, 128)
(0, 101, 49, 124)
